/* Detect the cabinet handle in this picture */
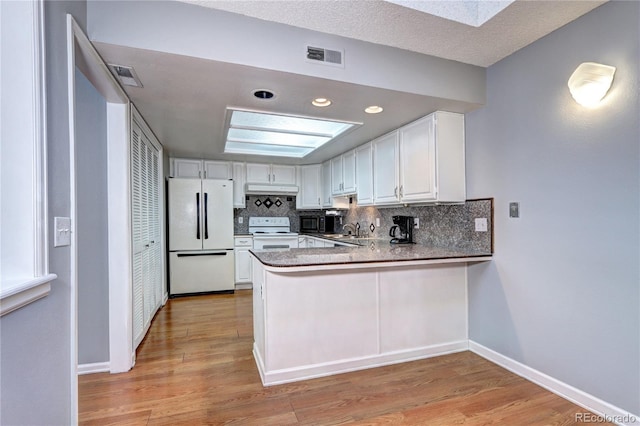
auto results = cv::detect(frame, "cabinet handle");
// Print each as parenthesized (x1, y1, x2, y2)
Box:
(203, 170, 207, 179)
(318, 197, 320, 205)
(273, 174, 275, 182)
(394, 186, 398, 197)
(400, 185, 403, 197)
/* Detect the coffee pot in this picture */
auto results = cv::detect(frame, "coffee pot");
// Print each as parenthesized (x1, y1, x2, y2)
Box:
(389, 215, 415, 244)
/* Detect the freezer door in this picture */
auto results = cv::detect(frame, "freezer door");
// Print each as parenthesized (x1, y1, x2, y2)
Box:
(168, 178, 203, 250)
(169, 250, 235, 294)
(202, 179, 234, 249)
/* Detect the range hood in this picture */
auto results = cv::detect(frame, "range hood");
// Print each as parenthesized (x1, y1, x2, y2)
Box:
(245, 183, 299, 195)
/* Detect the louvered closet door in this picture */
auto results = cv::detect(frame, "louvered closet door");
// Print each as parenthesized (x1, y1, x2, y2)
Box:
(131, 117, 162, 349)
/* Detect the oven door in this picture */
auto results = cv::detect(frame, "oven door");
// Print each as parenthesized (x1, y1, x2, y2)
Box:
(253, 236, 299, 250)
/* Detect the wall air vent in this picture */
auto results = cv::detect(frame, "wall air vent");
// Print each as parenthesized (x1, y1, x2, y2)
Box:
(108, 64, 143, 88)
(306, 45, 344, 68)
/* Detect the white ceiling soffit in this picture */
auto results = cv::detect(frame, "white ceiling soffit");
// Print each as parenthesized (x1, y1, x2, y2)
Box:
(180, 0, 607, 67)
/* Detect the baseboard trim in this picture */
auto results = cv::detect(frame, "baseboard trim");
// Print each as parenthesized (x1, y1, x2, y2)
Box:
(469, 340, 639, 426)
(77, 361, 110, 375)
(255, 340, 468, 387)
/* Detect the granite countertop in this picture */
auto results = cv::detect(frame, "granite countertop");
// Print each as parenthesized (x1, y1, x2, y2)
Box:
(250, 242, 492, 269)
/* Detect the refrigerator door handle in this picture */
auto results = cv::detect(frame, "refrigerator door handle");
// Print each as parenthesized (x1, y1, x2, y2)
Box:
(177, 252, 228, 257)
(196, 193, 201, 240)
(204, 192, 209, 239)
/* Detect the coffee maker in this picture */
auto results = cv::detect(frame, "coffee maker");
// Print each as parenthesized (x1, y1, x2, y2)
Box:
(389, 215, 415, 244)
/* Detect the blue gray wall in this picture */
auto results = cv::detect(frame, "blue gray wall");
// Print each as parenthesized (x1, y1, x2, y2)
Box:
(75, 68, 110, 365)
(466, 1, 639, 415)
(0, 1, 87, 424)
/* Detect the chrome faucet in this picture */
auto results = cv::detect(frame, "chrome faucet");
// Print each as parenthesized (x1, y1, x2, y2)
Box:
(343, 223, 357, 236)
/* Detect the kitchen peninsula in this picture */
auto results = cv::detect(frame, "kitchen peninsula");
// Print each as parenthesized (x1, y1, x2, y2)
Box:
(250, 242, 492, 386)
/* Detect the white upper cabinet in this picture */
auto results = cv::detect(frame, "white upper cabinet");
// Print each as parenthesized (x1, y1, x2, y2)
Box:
(322, 160, 349, 209)
(246, 163, 296, 185)
(246, 163, 272, 184)
(331, 150, 356, 195)
(232, 162, 246, 208)
(203, 160, 232, 179)
(355, 142, 373, 206)
(171, 158, 232, 180)
(342, 150, 357, 194)
(372, 131, 400, 205)
(321, 161, 332, 207)
(171, 158, 203, 178)
(372, 111, 465, 205)
(271, 164, 297, 185)
(297, 165, 322, 209)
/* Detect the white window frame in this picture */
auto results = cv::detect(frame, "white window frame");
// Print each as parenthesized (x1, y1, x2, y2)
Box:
(0, 0, 56, 316)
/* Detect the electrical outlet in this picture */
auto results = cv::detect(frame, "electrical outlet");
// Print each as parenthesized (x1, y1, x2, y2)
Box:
(475, 218, 488, 232)
(375, 218, 380, 227)
(238, 217, 243, 224)
(414, 217, 420, 229)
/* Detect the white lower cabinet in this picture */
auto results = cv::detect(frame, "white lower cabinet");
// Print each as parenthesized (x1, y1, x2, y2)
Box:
(234, 236, 253, 287)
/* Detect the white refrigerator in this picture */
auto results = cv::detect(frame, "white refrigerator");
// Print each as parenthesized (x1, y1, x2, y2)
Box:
(168, 178, 235, 295)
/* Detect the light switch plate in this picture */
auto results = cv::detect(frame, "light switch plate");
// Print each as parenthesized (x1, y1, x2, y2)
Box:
(475, 218, 488, 232)
(414, 217, 420, 229)
(509, 202, 520, 218)
(54, 217, 71, 247)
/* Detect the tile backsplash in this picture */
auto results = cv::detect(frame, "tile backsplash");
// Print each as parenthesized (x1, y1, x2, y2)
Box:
(235, 196, 493, 253)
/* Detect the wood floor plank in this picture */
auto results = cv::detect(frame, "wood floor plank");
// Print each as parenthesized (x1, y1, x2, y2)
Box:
(79, 290, 610, 425)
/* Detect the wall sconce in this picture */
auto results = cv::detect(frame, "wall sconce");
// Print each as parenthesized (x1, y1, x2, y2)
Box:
(568, 62, 616, 107)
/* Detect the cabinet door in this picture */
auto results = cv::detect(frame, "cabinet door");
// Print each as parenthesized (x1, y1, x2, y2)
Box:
(232, 162, 246, 208)
(172, 158, 202, 178)
(321, 161, 333, 206)
(373, 131, 400, 205)
(355, 143, 373, 205)
(297, 165, 322, 209)
(271, 164, 297, 185)
(399, 116, 436, 202)
(342, 150, 357, 194)
(331, 156, 343, 195)
(235, 248, 252, 283)
(203, 160, 232, 179)
(246, 163, 272, 184)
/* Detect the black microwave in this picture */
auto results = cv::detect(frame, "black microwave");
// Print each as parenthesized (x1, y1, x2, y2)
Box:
(300, 216, 321, 233)
(300, 215, 343, 234)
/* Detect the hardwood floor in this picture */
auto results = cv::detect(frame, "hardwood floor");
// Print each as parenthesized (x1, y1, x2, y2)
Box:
(79, 291, 605, 425)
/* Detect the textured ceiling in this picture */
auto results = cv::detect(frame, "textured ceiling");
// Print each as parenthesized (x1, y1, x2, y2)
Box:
(181, 0, 606, 67)
(91, 0, 608, 163)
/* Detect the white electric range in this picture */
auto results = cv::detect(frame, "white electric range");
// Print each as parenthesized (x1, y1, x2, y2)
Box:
(249, 217, 299, 250)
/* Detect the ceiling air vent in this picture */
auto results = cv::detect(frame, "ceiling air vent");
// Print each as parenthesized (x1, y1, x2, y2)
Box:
(108, 64, 143, 88)
(306, 45, 344, 68)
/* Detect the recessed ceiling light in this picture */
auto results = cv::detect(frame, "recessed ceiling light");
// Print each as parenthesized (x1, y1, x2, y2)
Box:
(365, 105, 383, 114)
(253, 89, 275, 100)
(312, 98, 332, 107)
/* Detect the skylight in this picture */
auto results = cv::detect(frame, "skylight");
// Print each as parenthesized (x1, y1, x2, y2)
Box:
(384, 0, 514, 27)
(224, 109, 360, 158)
